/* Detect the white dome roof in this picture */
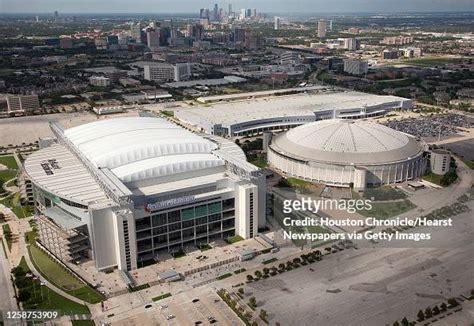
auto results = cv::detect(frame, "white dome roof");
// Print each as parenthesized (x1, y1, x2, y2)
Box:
(271, 119, 424, 165)
(64, 117, 223, 183)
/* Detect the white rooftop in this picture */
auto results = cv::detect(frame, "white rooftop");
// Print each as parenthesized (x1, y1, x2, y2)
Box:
(271, 119, 424, 165)
(63, 117, 223, 184)
(177, 90, 409, 126)
(24, 143, 110, 204)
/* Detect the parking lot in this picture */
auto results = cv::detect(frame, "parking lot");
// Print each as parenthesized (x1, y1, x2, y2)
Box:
(238, 201, 474, 326)
(109, 286, 243, 326)
(383, 113, 472, 139)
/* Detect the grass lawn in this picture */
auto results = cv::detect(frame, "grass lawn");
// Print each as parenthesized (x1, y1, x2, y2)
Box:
(152, 292, 172, 301)
(29, 245, 103, 304)
(423, 172, 443, 185)
(363, 186, 407, 201)
(25, 230, 37, 245)
(0, 170, 17, 191)
(402, 57, 463, 67)
(225, 235, 244, 244)
(16, 256, 90, 315)
(0, 155, 18, 170)
(286, 177, 312, 188)
(0, 193, 34, 218)
(357, 199, 416, 219)
(248, 156, 268, 168)
(71, 321, 95, 326)
(2, 224, 12, 251)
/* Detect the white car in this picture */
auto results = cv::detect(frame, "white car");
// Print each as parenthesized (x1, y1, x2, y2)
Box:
(166, 315, 175, 320)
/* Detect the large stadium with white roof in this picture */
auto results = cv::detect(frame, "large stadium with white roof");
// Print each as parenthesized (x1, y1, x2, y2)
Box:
(24, 117, 265, 272)
(267, 119, 428, 190)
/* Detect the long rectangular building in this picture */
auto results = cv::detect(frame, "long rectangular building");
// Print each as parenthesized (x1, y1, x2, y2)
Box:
(175, 88, 413, 137)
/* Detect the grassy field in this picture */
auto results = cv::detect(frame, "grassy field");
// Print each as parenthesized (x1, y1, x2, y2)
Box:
(248, 156, 268, 168)
(357, 199, 416, 219)
(16, 256, 90, 315)
(71, 321, 95, 326)
(363, 186, 407, 201)
(2, 224, 12, 251)
(0, 193, 34, 218)
(29, 245, 103, 303)
(402, 57, 463, 67)
(0, 155, 19, 170)
(226, 235, 244, 244)
(423, 172, 443, 185)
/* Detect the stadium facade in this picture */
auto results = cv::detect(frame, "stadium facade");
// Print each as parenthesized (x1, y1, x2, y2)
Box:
(175, 88, 413, 137)
(24, 117, 265, 271)
(267, 119, 427, 190)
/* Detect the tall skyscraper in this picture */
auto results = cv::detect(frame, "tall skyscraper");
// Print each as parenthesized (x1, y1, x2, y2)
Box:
(146, 30, 160, 47)
(131, 23, 142, 43)
(228, 4, 232, 14)
(274, 16, 280, 30)
(329, 20, 333, 31)
(54, 11, 59, 22)
(318, 20, 327, 38)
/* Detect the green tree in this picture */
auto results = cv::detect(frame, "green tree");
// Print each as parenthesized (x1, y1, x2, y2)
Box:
(246, 275, 254, 281)
(238, 288, 244, 295)
(432, 305, 440, 315)
(400, 317, 409, 326)
(424, 307, 432, 319)
(440, 302, 447, 311)
(417, 310, 425, 321)
(18, 289, 31, 302)
(249, 296, 257, 307)
(447, 298, 458, 307)
(393, 321, 400, 326)
(254, 270, 262, 279)
(259, 309, 267, 320)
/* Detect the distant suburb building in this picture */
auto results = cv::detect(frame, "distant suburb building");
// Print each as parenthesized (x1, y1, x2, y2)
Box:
(343, 59, 369, 75)
(144, 63, 191, 82)
(89, 76, 111, 87)
(24, 117, 265, 271)
(0, 94, 40, 115)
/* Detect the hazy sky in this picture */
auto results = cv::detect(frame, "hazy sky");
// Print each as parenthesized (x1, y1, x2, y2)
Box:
(1, 0, 473, 14)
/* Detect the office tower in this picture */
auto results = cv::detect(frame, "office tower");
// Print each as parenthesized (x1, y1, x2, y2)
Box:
(246, 9, 252, 18)
(213, 3, 218, 20)
(274, 16, 280, 30)
(131, 23, 142, 43)
(318, 20, 327, 38)
(233, 27, 246, 43)
(35, 15, 39, 22)
(159, 27, 171, 46)
(106, 35, 119, 46)
(147, 30, 160, 47)
(252, 9, 257, 17)
(240, 9, 246, 20)
(228, 4, 232, 13)
(329, 20, 333, 31)
(343, 59, 368, 75)
(200, 8, 205, 18)
(54, 11, 59, 22)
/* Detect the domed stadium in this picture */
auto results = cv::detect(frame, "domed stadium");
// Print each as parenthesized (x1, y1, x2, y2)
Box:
(267, 119, 427, 190)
